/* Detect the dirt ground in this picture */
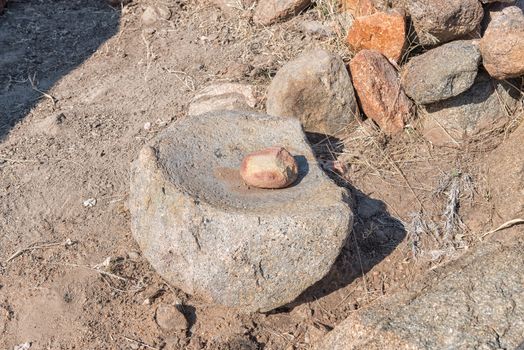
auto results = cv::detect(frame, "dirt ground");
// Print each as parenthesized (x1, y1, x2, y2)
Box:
(0, 0, 522, 349)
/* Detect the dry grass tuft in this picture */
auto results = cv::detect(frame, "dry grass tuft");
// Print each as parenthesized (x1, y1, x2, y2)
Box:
(399, 18, 424, 66)
(312, 0, 354, 59)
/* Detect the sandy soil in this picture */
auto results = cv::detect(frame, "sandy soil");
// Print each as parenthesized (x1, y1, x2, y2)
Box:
(0, 0, 522, 349)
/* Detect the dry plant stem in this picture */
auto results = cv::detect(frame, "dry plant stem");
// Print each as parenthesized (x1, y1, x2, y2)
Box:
(443, 176, 461, 240)
(4, 239, 73, 264)
(382, 147, 426, 212)
(0, 157, 38, 164)
(28, 73, 57, 105)
(351, 229, 369, 301)
(122, 336, 160, 350)
(480, 218, 524, 240)
(347, 119, 427, 211)
(60, 262, 129, 281)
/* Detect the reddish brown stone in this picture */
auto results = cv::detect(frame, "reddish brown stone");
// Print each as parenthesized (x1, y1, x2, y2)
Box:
(240, 147, 298, 189)
(480, 5, 524, 79)
(0, 0, 6, 12)
(339, 0, 376, 16)
(349, 50, 413, 135)
(346, 10, 407, 62)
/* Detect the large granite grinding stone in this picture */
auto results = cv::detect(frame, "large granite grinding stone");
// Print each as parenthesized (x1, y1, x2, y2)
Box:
(129, 111, 353, 312)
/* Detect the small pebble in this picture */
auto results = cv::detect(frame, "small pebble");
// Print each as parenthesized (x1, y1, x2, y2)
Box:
(127, 250, 141, 260)
(155, 303, 188, 333)
(83, 198, 97, 208)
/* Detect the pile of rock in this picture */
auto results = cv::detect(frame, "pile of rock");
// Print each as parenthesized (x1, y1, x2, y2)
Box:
(241, 0, 523, 146)
(129, 0, 523, 317)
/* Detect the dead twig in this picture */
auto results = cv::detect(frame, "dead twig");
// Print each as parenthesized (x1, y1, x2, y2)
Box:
(480, 219, 524, 240)
(4, 239, 76, 264)
(60, 262, 129, 281)
(122, 336, 160, 350)
(28, 73, 57, 105)
(165, 69, 196, 92)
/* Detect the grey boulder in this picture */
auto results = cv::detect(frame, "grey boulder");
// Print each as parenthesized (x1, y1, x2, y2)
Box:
(129, 111, 353, 312)
(316, 237, 524, 349)
(266, 49, 359, 137)
(401, 40, 481, 105)
(407, 0, 484, 46)
(418, 74, 521, 147)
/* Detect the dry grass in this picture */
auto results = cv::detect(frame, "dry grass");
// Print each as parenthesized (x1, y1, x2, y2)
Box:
(399, 18, 424, 66)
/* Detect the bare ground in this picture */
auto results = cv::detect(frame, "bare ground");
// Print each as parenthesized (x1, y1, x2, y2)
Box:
(0, 0, 523, 349)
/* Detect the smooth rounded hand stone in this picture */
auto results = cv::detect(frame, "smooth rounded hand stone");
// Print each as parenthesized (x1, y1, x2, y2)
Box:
(240, 146, 298, 189)
(129, 111, 353, 312)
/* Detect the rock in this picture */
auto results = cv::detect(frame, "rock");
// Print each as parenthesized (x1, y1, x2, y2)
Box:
(480, 5, 524, 79)
(484, 122, 524, 223)
(300, 21, 335, 38)
(129, 111, 353, 312)
(142, 6, 158, 25)
(155, 304, 188, 333)
(385, 0, 409, 10)
(223, 62, 253, 80)
(240, 147, 298, 189)
(349, 50, 413, 135)
(401, 40, 481, 104)
(211, 0, 256, 15)
(13, 343, 31, 350)
(419, 74, 521, 147)
(266, 49, 359, 137)
(316, 238, 524, 350)
(188, 83, 257, 117)
(127, 250, 141, 260)
(483, 1, 521, 24)
(346, 10, 407, 62)
(480, 0, 514, 3)
(142, 5, 171, 25)
(339, 0, 376, 16)
(305, 324, 329, 345)
(253, 0, 311, 25)
(407, 0, 484, 46)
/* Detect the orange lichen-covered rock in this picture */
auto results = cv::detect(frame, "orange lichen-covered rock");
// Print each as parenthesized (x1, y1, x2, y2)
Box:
(240, 147, 298, 189)
(346, 10, 407, 62)
(349, 50, 413, 135)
